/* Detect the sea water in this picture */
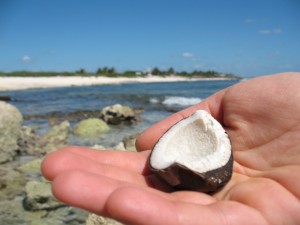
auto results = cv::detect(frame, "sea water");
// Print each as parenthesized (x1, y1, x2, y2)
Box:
(1, 79, 239, 147)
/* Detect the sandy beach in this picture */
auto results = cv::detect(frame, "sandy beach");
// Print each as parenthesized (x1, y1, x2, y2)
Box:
(0, 76, 231, 91)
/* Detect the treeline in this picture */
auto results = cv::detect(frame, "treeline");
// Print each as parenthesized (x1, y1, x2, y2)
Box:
(149, 67, 237, 78)
(0, 67, 240, 79)
(0, 71, 76, 77)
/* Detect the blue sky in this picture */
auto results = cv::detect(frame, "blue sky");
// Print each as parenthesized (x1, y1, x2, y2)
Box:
(0, 0, 299, 77)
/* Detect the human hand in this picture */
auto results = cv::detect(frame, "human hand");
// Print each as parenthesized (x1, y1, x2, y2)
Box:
(42, 72, 300, 225)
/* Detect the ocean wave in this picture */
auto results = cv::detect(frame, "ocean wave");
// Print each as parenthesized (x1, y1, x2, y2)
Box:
(149, 97, 160, 104)
(163, 96, 201, 106)
(150, 96, 201, 107)
(149, 96, 201, 106)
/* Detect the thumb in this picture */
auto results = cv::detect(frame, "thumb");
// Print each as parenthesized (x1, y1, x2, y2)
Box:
(135, 90, 225, 151)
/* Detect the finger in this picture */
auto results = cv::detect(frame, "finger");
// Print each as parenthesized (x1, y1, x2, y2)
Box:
(52, 171, 266, 225)
(51, 170, 174, 216)
(106, 186, 266, 225)
(258, 165, 300, 200)
(42, 146, 152, 176)
(136, 90, 225, 151)
(171, 190, 216, 205)
(226, 177, 300, 225)
(51, 170, 126, 216)
(42, 148, 170, 191)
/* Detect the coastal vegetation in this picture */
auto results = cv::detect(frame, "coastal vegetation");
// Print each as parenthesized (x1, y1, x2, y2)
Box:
(0, 67, 240, 79)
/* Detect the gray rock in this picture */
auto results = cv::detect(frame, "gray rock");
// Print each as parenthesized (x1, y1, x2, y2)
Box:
(38, 120, 70, 153)
(86, 213, 124, 225)
(114, 134, 138, 152)
(23, 180, 64, 211)
(0, 161, 26, 201)
(19, 121, 70, 155)
(0, 95, 11, 101)
(46, 206, 88, 225)
(0, 196, 87, 225)
(18, 158, 43, 173)
(18, 126, 40, 155)
(91, 144, 107, 150)
(74, 118, 110, 138)
(113, 142, 126, 151)
(0, 101, 23, 163)
(100, 104, 139, 125)
(0, 197, 44, 225)
(122, 134, 138, 152)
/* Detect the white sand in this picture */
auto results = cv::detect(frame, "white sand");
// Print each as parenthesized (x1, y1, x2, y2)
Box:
(0, 76, 229, 91)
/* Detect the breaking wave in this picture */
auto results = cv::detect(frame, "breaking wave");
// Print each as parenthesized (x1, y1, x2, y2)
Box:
(150, 96, 201, 107)
(163, 96, 202, 106)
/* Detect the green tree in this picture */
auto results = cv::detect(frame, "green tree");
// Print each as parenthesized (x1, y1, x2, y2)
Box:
(96, 68, 103, 74)
(167, 67, 175, 75)
(76, 68, 86, 74)
(151, 67, 161, 75)
(102, 67, 108, 74)
(108, 67, 116, 74)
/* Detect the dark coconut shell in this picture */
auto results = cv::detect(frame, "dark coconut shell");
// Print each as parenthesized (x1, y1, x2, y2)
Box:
(150, 153, 233, 193)
(149, 110, 233, 193)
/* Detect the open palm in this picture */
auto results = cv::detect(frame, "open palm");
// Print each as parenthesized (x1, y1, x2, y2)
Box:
(42, 73, 300, 225)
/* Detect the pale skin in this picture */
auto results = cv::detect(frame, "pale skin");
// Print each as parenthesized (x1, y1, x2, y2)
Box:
(42, 72, 300, 225)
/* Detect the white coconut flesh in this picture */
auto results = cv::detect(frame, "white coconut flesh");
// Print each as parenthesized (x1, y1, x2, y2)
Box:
(150, 110, 231, 173)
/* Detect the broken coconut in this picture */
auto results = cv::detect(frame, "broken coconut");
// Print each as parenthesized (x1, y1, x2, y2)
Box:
(150, 110, 233, 192)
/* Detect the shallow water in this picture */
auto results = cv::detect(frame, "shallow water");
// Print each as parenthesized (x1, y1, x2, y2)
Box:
(1, 79, 239, 147)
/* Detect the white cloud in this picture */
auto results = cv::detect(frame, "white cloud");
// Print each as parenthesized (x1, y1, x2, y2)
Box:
(259, 28, 282, 35)
(181, 52, 200, 62)
(182, 52, 194, 58)
(22, 55, 32, 63)
(244, 18, 257, 23)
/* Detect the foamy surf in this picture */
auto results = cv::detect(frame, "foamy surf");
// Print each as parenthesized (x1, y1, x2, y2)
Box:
(163, 96, 202, 106)
(150, 96, 201, 107)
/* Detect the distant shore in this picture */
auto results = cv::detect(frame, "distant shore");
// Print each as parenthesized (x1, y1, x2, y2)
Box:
(0, 75, 235, 91)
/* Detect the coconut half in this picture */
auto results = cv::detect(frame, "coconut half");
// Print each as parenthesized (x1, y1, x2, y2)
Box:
(150, 110, 233, 192)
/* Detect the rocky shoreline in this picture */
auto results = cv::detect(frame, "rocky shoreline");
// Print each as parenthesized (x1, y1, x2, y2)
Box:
(0, 101, 140, 225)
